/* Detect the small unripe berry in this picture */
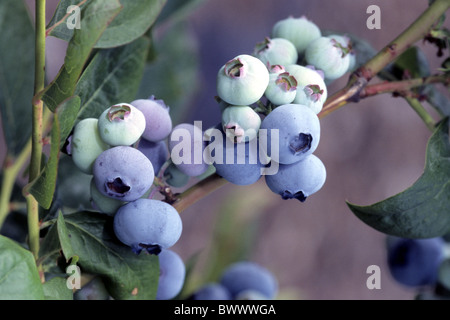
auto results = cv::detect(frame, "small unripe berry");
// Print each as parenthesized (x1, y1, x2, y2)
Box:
(70, 118, 110, 174)
(98, 103, 146, 146)
(221, 105, 261, 143)
(271, 16, 321, 55)
(305, 36, 351, 81)
(264, 71, 298, 106)
(217, 54, 269, 106)
(284, 64, 327, 114)
(253, 37, 298, 67)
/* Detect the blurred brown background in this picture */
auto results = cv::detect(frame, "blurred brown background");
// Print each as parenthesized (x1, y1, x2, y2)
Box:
(2, 0, 449, 299)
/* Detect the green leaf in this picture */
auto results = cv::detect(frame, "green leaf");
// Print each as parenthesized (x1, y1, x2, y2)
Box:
(47, 0, 167, 49)
(0, 235, 45, 300)
(42, 0, 122, 112)
(46, 0, 90, 41)
(0, 0, 34, 156)
(43, 276, 74, 300)
(136, 22, 200, 124)
(75, 36, 150, 121)
(388, 46, 431, 79)
(95, 0, 167, 48)
(423, 84, 450, 118)
(347, 118, 450, 238)
(56, 212, 77, 262)
(57, 96, 81, 150)
(56, 211, 159, 300)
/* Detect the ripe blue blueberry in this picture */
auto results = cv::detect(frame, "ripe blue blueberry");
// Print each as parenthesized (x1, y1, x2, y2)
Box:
(113, 198, 182, 255)
(271, 16, 321, 55)
(130, 96, 173, 142)
(169, 123, 209, 177)
(259, 103, 320, 164)
(387, 236, 445, 287)
(190, 283, 232, 300)
(220, 261, 278, 299)
(73, 277, 110, 300)
(253, 37, 298, 67)
(93, 146, 154, 202)
(156, 249, 186, 300)
(97, 103, 146, 146)
(217, 54, 269, 106)
(70, 118, 110, 174)
(137, 138, 169, 175)
(206, 126, 265, 185)
(265, 154, 326, 202)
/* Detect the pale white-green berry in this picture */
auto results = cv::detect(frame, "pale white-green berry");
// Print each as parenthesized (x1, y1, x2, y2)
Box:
(222, 105, 261, 143)
(264, 72, 298, 106)
(217, 54, 269, 106)
(253, 37, 298, 67)
(271, 16, 321, 55)
(304, 36, 351, 81)
(98, 103, 146, 146)
(71, 118, 110, 174)
(285, 64, 327, 114)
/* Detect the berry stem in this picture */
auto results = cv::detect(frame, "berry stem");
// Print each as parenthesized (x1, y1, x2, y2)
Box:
(405, 97, 437, 132)
(27, 0, 46, 281)
(319, 0, 450, 118)
(172, 173, 228, 213)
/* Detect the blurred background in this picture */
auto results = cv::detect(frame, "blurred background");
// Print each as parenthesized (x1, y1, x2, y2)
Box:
(2, 0, 449, 299)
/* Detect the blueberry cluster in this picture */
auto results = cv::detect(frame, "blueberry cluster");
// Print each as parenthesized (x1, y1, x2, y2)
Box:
(386, 236, 450, 299)
(211, 15, 354, 201)
(68, 97, 183, 255)
(189, 261, 278, 300)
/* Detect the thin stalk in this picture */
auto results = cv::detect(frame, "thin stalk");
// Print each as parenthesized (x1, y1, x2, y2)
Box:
(405, 97, 437, 131)
(27, 0, 46, 279)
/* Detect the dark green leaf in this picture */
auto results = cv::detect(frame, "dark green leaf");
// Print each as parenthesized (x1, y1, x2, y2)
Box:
(75, 36, 150, 121)
(46, 0, 90, 41)
(0, 235, 45, 299)
(43, 276, 74, 300)
(42, 0, 122, 112)
(0, 0, 34, 156)
(95, 0, 166, 48)
(388, 46, 431, 80)
(136, 22, 200, 124)
(347, 118, 450, 238)
(57, 212, 77, 262)
(57, 96, 81, 150)
(423, 84, 450, 117)
(47, 0, 167, 49)
(57, 211, 159, 300)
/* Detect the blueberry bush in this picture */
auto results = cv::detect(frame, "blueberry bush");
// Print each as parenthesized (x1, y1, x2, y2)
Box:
(0, 0, 449, 300)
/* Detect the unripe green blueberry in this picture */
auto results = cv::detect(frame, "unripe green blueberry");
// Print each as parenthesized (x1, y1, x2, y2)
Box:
(284, 64, 327, 114)
(90, 178, 126, 215)
(98, 103, 146, 146)
(328, 34, 356, 72)
(271, 16, 321, 55)
(217, 54, 269, 106)
(253, 37, 298, 67)
(264, 71, 298, 106)
(164, 163, 190, 188)
(70, 118, 110, 174)
(222, 105, 261, 143)
(304, 36, 351, 81)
